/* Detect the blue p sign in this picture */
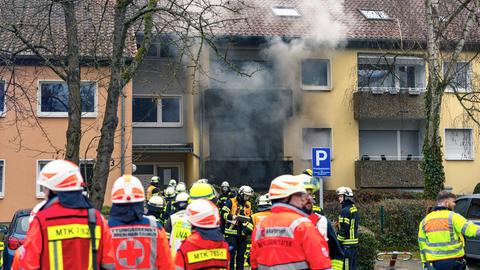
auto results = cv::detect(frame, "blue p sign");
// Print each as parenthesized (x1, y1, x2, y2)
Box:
(312, 148, 331, 177)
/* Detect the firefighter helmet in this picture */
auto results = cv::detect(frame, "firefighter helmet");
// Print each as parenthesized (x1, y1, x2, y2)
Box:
(148, 195, 165, 208)
(239, 185, 254, 196)
(189, 182, 216, 201)
(336, 186, 354, 197)
(269, 174, 306, 200)
(37, 160, 84, 192)
(164, 186, 176, 199)
(111, 175, 145, 203)
(176, 182, 186, 193)
(186, 199, 220, 228)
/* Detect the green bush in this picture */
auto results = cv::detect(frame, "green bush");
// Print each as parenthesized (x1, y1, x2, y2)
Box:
(474, 183, 480, 194)
(358, 227, 379, 270)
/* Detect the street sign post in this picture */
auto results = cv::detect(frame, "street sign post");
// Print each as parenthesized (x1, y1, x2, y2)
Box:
(312, 148, 331, 209)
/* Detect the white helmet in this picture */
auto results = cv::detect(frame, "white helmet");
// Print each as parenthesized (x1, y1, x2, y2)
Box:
(168, 179, 177, 187)
(196, 178, 209, 184)
(186, 199, 220, 228)
(257, 194, 271, 207)
(164, 186, 176, 199)
(239, 185, 254, 196)
(336, 186, 354, 197)
(269, 174, 306, 200)
(148, 195, 165, 208)
(37, 160, 84, 191)
(111, 175, 145, 203)
(176, 182, 186, 193)
(175, 192, 190, 203)
(221, 181, 230, 188)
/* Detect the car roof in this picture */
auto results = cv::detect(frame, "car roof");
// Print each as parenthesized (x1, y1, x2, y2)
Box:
(457, 194, 480, 200)
(14, 209, 32, 217)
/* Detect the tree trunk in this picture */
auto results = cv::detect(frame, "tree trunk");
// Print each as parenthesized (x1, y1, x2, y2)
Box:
(62, 0, 81, 164)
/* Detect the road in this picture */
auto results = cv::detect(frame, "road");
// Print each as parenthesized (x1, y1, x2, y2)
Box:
(375, 258, 480, 269)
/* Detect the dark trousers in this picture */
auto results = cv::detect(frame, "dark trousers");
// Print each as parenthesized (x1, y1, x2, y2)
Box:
(431, 258, 467, 270)
(226, 235, 247, 270)
(343, 247, 358, 270)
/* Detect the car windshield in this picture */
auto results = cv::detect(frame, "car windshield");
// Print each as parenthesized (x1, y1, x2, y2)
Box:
(14, 216, 30, 235)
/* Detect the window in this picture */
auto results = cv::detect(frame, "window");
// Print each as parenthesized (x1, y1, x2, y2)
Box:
(146, 43, 175, 58)
(132, 96, 182, 127)
(0, 80, 5, 116)
(358, 55, 426, 92)
(301, 59, 331, 90)
(467, 199, 480, 219)
(0, 160, 4, 198)
(210, 60, 277, 89)
(302, 128, 332, 160)
(444, 62, 471, 92)
(37, 160, 94, 197)
(38, 81, 97, 117)
(454, 198, 469, 217)
(133, 164, 155, 175)
(445, 129, 473, 160)
(157, 164, 182, 186)
(272, 7, 300, 17)
(359, 130, 421, 160)
(359, 10, 391, 20)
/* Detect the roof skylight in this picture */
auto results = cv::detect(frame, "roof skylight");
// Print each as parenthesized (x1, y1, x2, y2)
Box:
(359, 10, 391, 20)
(272, 6, 301, 17)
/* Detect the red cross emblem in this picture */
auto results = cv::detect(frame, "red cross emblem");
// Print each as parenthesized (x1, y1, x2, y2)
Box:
(116, 239, 145, 268)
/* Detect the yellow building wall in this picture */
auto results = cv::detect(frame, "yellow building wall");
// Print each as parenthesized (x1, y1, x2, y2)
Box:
(0, 66, 132, 221)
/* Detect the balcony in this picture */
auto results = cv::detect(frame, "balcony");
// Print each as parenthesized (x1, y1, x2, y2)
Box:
(355, 158, 424, 188)
(205, 159, 293, 191)
(353, 88, 426, 120)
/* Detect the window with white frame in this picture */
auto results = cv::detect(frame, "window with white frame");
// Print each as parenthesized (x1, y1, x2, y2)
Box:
(445, 129, 473, 160)
(0, 80, 5, 116)
(301, 59, 331, 90)
(132, 95, 182, 127)
(272, 7, 300, 17)
(302, 128, 332, 159)
(443, 62, 471, 92)
(359, 130, 421, 160)
(358, 55, 426, 92)
(359, 10, 391, 20)
(36, 160, 94, 197)
(38, 81, 97, 117)
(0, 160, 5, 198)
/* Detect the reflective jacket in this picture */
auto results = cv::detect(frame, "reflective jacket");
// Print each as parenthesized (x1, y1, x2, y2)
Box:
(166, 209, 192, 257)
(418, 206, 480, 263)
(251, 210, 271, 228)
(146, 185, 156, 201)
(250, 203, 332, 270)
(175, 231, 230, 270)
(337, 201, 359, 247)
(109, 216, 172, 270)
(20, 199, 115, 270)
(222, 197, 253, 236)
(310, 213, 344, 270)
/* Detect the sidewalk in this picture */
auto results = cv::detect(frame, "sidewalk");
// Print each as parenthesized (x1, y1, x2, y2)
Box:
(375, 259, 480, 269)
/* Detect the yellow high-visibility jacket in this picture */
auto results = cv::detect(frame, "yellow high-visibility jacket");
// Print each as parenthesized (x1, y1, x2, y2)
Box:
(418, 207, 480, 263)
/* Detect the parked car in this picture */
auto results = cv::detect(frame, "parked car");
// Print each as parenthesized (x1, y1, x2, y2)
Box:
(1, 209, 31, 270)
(455, 195, 480, 259)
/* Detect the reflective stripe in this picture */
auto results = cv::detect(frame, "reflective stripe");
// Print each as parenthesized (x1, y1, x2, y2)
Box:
(476, 228, 480, 237)
(258, 261, 309, 270)
(448, 212, 455, 242)
(176, 266, 185, 270)
(350, 218, 355, 240)
(462, 222, 471, 235)
(289, 217, 310, 232)
(48, 240, 64, 270)
(186, 248, 228, 263)
(331, 259, 344, 270)
(148, 217, 158, 267)
(264, 227, 294, 238)
(420, 245, 464, 255)
(345, 257, 349, 270)
(47, 224, 101, 240)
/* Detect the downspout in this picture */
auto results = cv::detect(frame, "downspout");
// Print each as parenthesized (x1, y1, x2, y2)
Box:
(120, 92, 125, 175)
(199, 81, 205, 178)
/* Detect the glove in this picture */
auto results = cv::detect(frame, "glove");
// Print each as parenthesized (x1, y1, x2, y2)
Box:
(423, 262, 434, 270)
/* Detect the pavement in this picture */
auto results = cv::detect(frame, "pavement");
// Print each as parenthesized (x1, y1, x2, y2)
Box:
(374, 258, 480, 269)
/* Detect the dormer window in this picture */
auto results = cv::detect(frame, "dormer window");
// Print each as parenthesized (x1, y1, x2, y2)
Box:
(359, 10, 391, 20)
(272, 7, 300, 17)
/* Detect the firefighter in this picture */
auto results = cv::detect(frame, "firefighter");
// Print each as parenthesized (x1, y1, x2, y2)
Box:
(302, 169, 323, 214)
(337, 186, 359, 270)
(218, 181, 232, 209)
(169, 179, 177, 188)
(250, 174, 331, 270)
(175, 199, 230, 270)
(162, 186, 176, 221)
(419, 191, 480, 270)
(146, 195, 166, 225)
(176, 182, 187, 194)
(20, 159, 116, 270)
(146, 176, 160, 201)
(222, 185, 254, 270)
(190, 181, 217, 202)
(251, 194, 272, 227)
(108, 174, 172, 269)
(165, 192, 191, 257)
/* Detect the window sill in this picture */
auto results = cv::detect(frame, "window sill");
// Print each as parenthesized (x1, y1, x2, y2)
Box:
(133, 122, 183, 128)
(445, 88, 471, 93)
(37, 112, 98, 118)
(301, 85, 332, 91)
(445, 158, 474, 161)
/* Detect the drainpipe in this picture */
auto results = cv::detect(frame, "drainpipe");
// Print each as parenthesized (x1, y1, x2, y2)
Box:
(120, 92, 125, 175)
(199, 81, 205, 178)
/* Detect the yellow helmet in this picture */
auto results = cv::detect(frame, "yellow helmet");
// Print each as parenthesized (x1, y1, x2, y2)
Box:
(298, 174, 319, 192)
(189, 182, 216, 201)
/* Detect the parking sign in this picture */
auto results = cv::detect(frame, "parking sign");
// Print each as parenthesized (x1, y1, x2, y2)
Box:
(312, 148, 331, 177)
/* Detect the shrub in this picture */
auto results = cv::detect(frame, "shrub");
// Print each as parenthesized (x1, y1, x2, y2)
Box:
(358, 226, 379, 270)
(474, 183, 480, 194)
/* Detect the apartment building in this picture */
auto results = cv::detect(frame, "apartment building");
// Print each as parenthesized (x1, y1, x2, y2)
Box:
(131, 0, 480, 193)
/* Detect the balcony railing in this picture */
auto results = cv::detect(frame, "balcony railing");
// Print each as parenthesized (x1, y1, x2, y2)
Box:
(358, 86, 426, 95)
(359, 155, 423, 161)
(355, 159, 424, 188)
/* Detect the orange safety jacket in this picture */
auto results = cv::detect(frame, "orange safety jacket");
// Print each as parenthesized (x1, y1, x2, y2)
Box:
(20, 199, 115, 270)
(109, 216, 172, 270)
(250, 203, 332, 270)
(251, 210, 271, 228)
(175, 231, 230, 270)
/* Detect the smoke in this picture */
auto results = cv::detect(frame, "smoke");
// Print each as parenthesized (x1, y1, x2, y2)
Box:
(205, 0, 347, 189)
